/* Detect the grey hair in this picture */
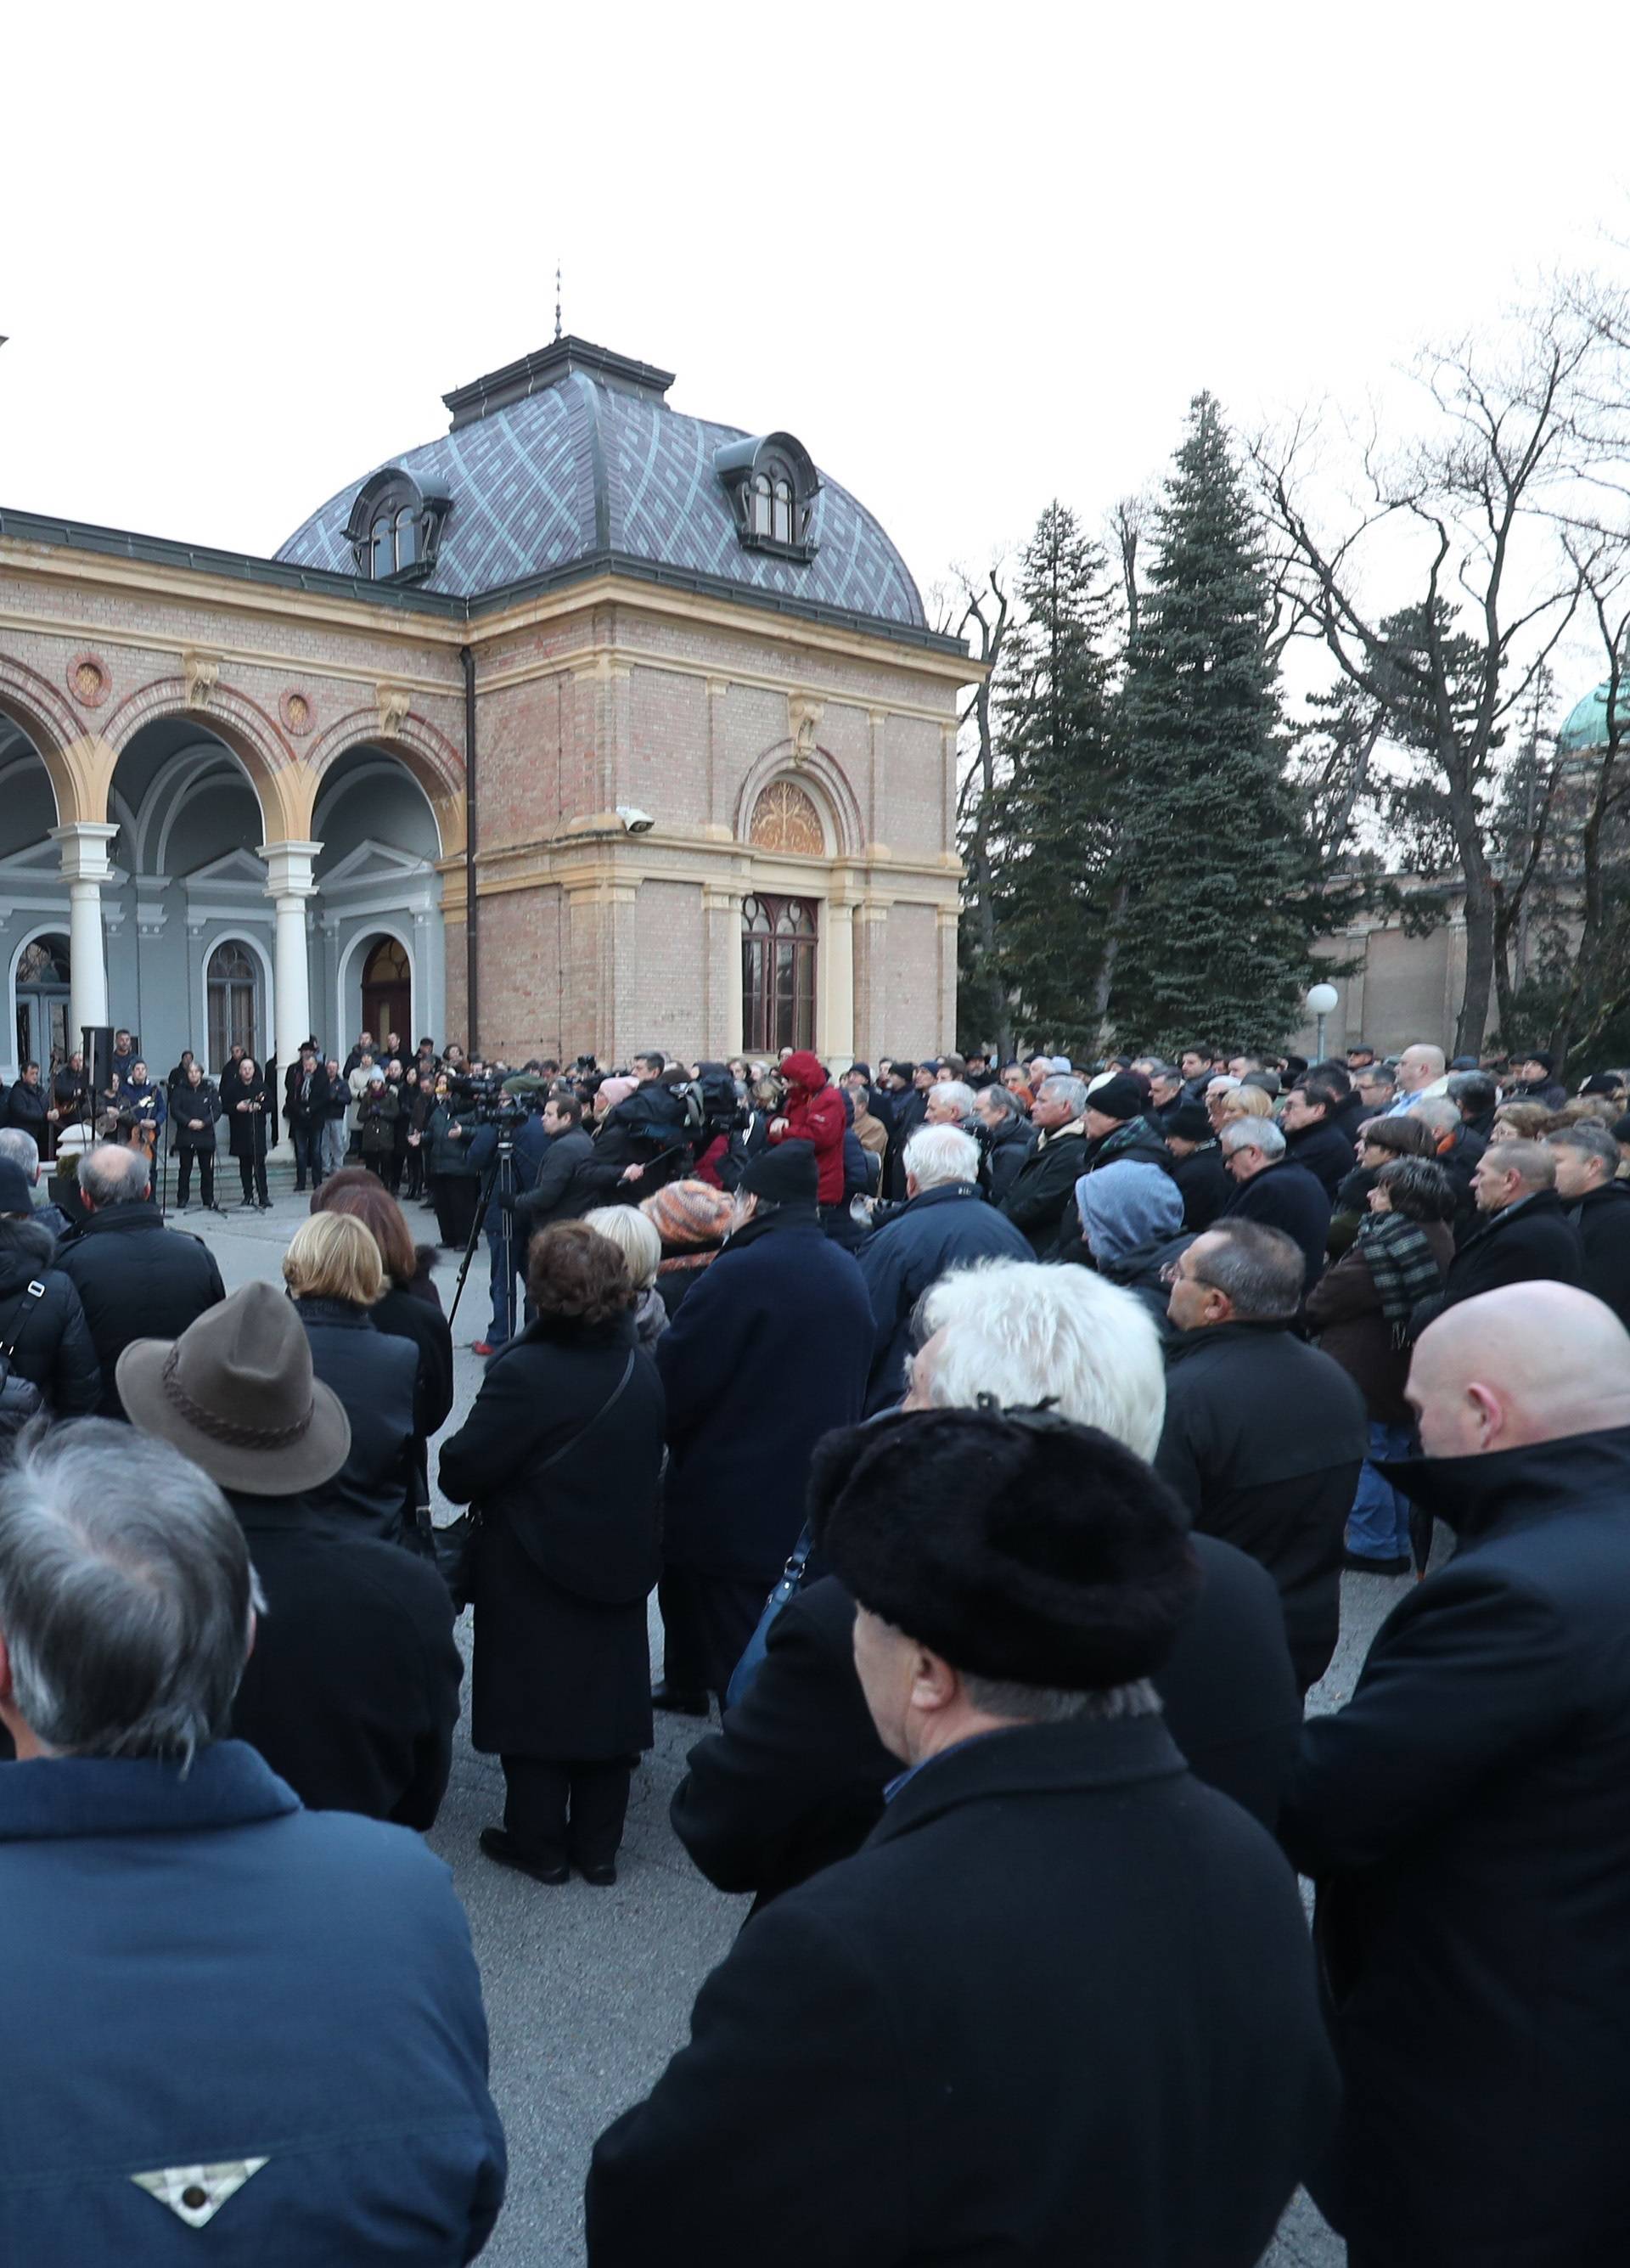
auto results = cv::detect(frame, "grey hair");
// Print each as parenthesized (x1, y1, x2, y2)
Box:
(903, 1124, 981, 1190)
(1548, 1122, 1622, 1173)
(80, 1143, 151, 1207)
(1190, 1219, 1303, 1320)
(1220, 1115, 1285, 1161)
(930, 1080, 977, 1118)
(1485, 1138, 1557, 1190)
(1408, 1096, 1462, 1134)
(917, 1258, 1166, 1460)
(977, 1083, 1026, 1123)
(0, 1128, 39, 1179)
(0, 1420, 261, 1764)
(1038, 1074, 1088, 1117)
(960, 1673, 1161, 1725)
(1447, 1069, 1495, 1113)
(1205, 1074, 1241, 1097)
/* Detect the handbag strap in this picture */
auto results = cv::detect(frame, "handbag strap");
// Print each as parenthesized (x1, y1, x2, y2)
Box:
(0, 1280, 47, 1373)
(533, 1348, 637, 1477)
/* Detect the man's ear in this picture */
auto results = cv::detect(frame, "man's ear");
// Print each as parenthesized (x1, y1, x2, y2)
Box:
(909, 1646, 959, 1720)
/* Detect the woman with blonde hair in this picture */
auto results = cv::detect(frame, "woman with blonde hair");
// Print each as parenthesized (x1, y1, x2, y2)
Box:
(582, 1204, 667, 1348)
(1217, 1083, 1273, 1127)
(284, 1213, 419, 1545)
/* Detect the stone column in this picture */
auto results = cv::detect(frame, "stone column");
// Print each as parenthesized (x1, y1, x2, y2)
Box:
(818, 895, 857, 1069)
(50, 823, 120, 1042)
(260, 840, 321, 1156)
(702, 883, 745, 1059)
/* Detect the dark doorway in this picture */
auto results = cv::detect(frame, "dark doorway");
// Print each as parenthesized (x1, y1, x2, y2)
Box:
(361, 935, 411, 1052)
(742, 894, 817, 1055)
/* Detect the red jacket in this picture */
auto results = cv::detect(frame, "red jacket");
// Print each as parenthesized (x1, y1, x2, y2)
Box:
(770, 1051, 846, 1205)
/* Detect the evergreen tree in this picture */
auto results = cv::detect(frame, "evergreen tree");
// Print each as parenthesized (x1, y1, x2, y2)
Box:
(1108, 395, 1315, 1052)
(987, 502, 1120, 1053)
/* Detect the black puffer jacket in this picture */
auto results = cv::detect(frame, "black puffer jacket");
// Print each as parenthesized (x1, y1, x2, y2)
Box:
(0, 1214, 103, 1416)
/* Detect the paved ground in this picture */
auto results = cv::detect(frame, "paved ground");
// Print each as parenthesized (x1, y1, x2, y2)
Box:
(186, 1189, 1402, 2265)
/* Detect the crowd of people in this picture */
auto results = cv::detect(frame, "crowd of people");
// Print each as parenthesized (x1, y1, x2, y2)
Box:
(0, 1018, 1627, 2260)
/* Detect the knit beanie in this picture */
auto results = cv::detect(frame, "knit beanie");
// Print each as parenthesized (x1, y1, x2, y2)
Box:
(642, 1179, 734, 1248)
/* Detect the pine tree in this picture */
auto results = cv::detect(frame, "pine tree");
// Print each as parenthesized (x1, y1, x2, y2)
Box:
(1108, 395, 1315, 1052)
(987, 502, 1120, 1053)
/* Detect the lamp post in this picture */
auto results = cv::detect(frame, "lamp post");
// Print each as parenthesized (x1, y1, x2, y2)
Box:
(1307, 981, 1340, 1063)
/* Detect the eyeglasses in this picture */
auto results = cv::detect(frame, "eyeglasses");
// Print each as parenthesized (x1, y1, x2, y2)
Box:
(1160, 1260, 1213, 1289)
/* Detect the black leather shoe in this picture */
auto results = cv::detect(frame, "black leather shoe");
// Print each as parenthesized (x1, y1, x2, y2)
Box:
(1342, 1550, 1410, 1577)
(650, 1681, 709, 1718)
(576, 1861, 617, 1888)
(479, 1826, 568, 1885)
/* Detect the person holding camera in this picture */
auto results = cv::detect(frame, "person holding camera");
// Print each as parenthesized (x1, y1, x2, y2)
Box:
(468, 1090, 551, 1356)
(426, 1078, 481, 1250)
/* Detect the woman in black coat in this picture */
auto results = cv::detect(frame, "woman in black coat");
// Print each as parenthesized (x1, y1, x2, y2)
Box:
(439, 1220, 666, 1887)
(226, 1055, 271, 1209)
(172, 1061, 222, 1211)
(312, 1170, 455, 1549)
(283, 1213, 419, 1545)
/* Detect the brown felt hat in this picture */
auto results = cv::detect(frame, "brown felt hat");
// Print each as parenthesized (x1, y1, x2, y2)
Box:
(116, 1280, 351, 1497)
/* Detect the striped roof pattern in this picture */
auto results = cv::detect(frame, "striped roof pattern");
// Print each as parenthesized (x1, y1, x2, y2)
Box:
(275, 370, 926, 628)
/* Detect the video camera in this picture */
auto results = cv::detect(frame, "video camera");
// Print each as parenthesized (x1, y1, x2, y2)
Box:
(445, 1071, 530, 1128)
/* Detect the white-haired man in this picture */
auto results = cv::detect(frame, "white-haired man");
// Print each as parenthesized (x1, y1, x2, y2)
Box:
(998, 1074, 1089, 1257)
(857, 1126, 1029, 1415)
(671, 1258, 1303, 1908)
(57, 1144, 224, 1420)
(1218, 1116, 1331, 1288)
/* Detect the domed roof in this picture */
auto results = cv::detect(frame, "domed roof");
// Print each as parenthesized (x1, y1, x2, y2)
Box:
(275, 337, 927, 632)
(1559, 680, 1627, 754)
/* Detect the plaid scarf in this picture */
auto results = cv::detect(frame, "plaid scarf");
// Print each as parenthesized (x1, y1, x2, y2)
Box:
(1359, 1211, 1443, 1343)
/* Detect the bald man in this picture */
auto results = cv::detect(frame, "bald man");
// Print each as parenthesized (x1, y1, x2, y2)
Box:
(1386, 1042, 1448, 1111)
(1280, 1283, 1630, 2268)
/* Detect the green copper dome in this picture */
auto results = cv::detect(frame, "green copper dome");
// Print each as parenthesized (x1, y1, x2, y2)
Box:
(1559, 681, 1627, 754)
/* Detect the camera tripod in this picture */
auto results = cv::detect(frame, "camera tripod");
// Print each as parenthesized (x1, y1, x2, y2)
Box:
(449, 1128, 518, 1335)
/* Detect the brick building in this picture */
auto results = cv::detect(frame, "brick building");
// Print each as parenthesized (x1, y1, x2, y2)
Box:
(0, 335, 972, 1090)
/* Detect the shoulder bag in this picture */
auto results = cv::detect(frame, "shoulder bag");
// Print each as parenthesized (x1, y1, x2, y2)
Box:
(0, 1281, 49, 1435)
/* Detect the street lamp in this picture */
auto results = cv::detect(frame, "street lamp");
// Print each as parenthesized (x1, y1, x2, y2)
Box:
(1307, 981, 1340, 1062)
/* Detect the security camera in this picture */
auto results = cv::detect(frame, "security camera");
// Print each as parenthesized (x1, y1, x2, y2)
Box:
(616, 806, 655, 835)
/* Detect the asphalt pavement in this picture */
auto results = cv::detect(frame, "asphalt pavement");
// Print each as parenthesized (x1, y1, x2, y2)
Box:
(183, 1188, 1397, 2266)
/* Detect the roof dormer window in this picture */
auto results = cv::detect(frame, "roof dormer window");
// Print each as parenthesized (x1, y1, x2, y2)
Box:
(716, 433, 820, 562)
(346, 470, 450, 584)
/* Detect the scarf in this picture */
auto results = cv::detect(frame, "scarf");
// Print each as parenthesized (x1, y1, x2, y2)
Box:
(1360, 1211, 1444, 1344)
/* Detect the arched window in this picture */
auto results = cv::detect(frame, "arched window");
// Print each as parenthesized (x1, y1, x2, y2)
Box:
(360, 935, 412, 1050)
(749, 473, 773, 539)
(772, 476, 793, 548)
(14, 932, 70, 1073)
(714, 432, 821, 561)
(742, 895, 817, 1055)
(345, 470, 450, 582)
(370, 514, 394, 577)
(206, 941, 261, 1071)
(394, 505, 418, 571)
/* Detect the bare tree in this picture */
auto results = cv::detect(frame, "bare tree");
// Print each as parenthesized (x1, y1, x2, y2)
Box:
(951, 560, 1014, 1062)
(1255, 305, 1602, 1055)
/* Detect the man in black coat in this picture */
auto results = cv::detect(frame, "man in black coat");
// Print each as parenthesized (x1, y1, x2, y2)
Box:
(119, 1282, 462, 1828)
(672, 1257, 1302, 1908)
(1218, 1116, 1332, 1288)
(972, 1082, 1036, 1202)
(511, 1091, 600, 1247)
(998, 1072, 1089, 1256)
(1159, 1220, 1368, 1691)
(654, 1141, 873, 1708)
(1505, 1048, 1567, 1111)
(0, 1162, 102, 1416)
(1547, 1121, 1630, 1327)
(1415, 1138, 1584, 1331)
(1164, 1100, 1232, 1230)
(878, 1062, 928, 1201)
(3, 1061, 59, 1152)
(1279, 1069, 1360, 1199)
(284, 1045, 331, 1193)
(1281, 1283, 1630, 2267)
(589, 1404, 1337, 2266)
(57, 1144, 224, 1419)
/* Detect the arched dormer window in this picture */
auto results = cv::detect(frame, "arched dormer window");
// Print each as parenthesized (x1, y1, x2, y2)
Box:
(715, 432, 821, 562)
(346, 469, 450, 583)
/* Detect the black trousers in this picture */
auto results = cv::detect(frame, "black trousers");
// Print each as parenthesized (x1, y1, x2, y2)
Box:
(176, 1150, 214, 1207)
(434, 1174, 480, 1250)
(291, 1122, 318, 1187)
(238, 1150, 269, 1205)
(659, 1565, 770, 1701)
(501, 1754, 631, 1871)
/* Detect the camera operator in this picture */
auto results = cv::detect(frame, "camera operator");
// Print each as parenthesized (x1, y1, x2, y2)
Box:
(468, 1085, 551, 1356)
(594, 1055, 694, 1195)
(424, 1076, 481, 1250)
(689, 1061, 748, 1192)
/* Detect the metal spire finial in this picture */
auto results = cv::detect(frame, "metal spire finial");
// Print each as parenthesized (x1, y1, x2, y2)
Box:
(555, 262, 562, 343)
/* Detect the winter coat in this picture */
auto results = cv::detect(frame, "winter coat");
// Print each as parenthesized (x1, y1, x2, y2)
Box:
(981, 1111, 1037, 1203)
(1281, 1426, 1630, 2266)
(1509, 1072, 1567, 1111)
(0, 1214, 102, 1416)
(119, 1079, 166, 1131)
(1303, 1220, 1454, 1427)
(1171, 1140, 1233, 1232)
(228, 1488, 462, 1829)
(1565, 1179, 1630, 1329)
(1424, 1187, 1584, 1327)
(1156, 1320, 1369, 1692)
(672, 1536, 1301, 1910)
(426, 1103, 477, 1180)
(857, 1182, 1031, 1414)
(439, 1311, 666, 1759)
(1220, 1159, 1333, 1288)
(771, 1052, 846, 1206)
(58, 1207, 225, 1419)
(1284, 1116, 1355, 1201)
(851, 1101, 889, 1162)
(357, 1084, 400, 1156)
(372, 1279, 455, 1535)
(284, 1064, 332, 1133)
(631, 1284, 669, 1350)
(293, 1299, 419, 1545)
(224, 1068, 269, 1159)
(880, 1085, 928, 1202)
(655, 1208, 873, 1584)
(590, 1718, 1336, 2268)
(998, 1124, 1088, 1257)
(512, 1127, 610, 1245)
(1053, 1117, 1176, 1267)
(0, 1741, 504, 2260)
(171, 1077, 221, 1153)
(3, 1078, 54, 1145)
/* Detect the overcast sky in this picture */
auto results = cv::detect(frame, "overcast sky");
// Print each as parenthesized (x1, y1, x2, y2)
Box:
(3, 3, 1626, 695)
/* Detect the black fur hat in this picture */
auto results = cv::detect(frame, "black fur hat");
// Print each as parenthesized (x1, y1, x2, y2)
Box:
(812, 1405, 1199, 1690)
